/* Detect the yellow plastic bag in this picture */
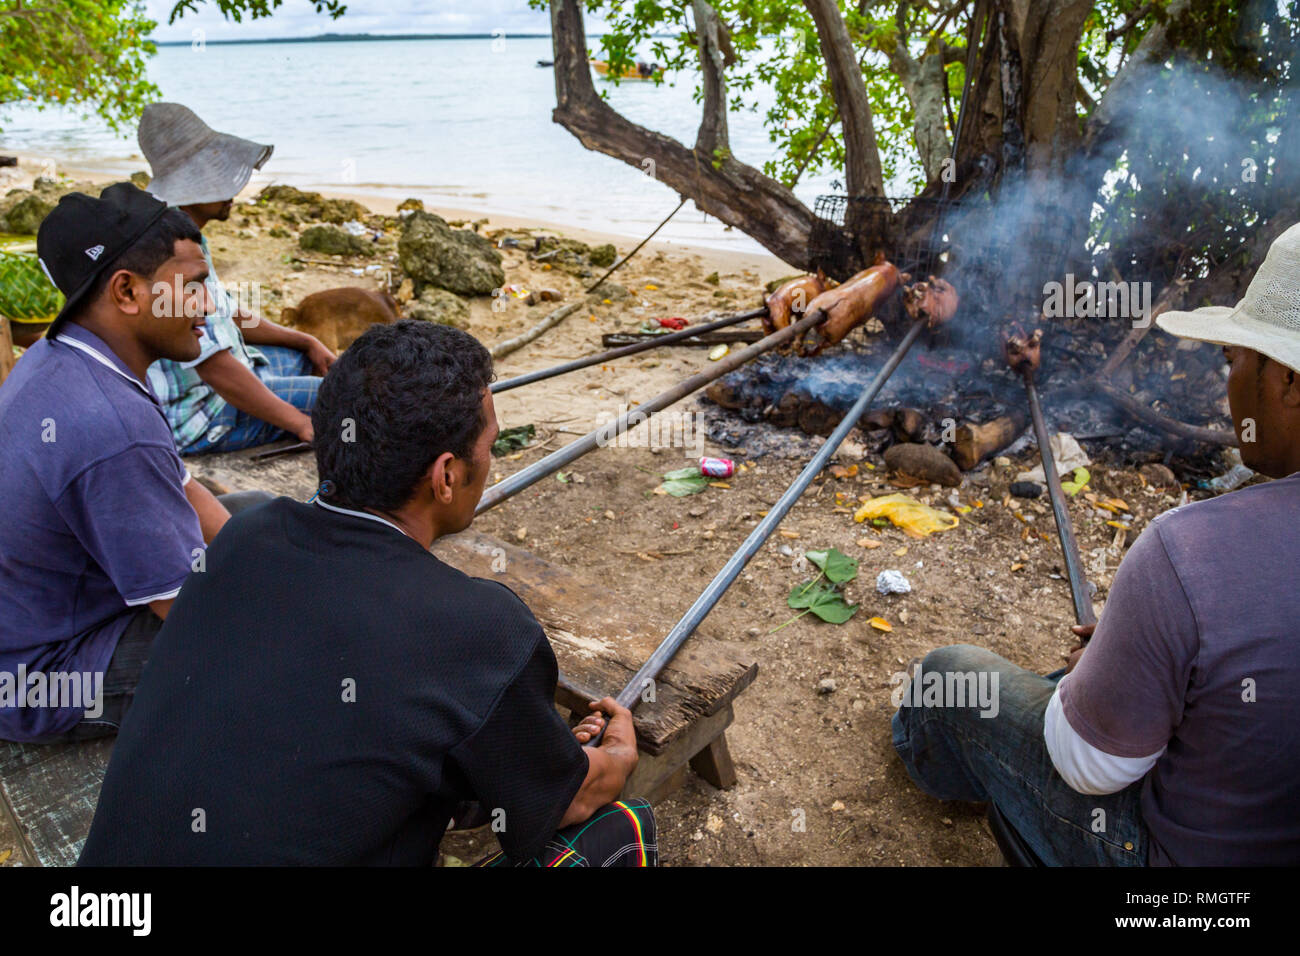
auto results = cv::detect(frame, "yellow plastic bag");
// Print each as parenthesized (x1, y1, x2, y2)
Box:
(853, 493, 959, 538)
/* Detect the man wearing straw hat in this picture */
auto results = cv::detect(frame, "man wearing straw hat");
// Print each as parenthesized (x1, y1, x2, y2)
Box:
(892, 224, 1300, 865)
(138, 103, 337, 455)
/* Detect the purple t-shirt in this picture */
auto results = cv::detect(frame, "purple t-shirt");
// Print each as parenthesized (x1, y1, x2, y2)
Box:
(0, 324, 203, 742)
(1061, 473, 1300, 865)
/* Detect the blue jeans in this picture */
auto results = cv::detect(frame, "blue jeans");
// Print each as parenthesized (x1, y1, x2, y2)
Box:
(891, 644, 1148, 866)
(185, 346, 319, 454)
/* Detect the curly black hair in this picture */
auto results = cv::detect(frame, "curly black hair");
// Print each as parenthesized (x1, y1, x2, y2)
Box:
(312, 320, 494, 511)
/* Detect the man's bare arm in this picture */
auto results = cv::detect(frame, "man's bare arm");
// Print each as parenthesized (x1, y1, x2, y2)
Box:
(184, 475, 232, 544)
(237, 310, 335, 374)
(195, 351, 313, 441)
(559, 697, 639, 828)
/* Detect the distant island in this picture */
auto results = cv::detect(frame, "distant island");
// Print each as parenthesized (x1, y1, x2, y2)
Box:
(153, 32, 637, 46)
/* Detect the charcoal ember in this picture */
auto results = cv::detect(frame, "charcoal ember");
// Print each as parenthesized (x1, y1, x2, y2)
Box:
(1010, 481, 1043, 498)
(884, 442, 961, 487)
(797, 398, 843, 436)
(893, 408, 927, 443)
(766, 392, 802, 429)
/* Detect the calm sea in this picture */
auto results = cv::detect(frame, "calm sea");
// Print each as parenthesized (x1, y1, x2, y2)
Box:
(0, 35, 841, 255)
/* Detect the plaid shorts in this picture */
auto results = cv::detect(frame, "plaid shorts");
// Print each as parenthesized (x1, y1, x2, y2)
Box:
(183, 346, 319, 455)
(475, 799, 658, 867)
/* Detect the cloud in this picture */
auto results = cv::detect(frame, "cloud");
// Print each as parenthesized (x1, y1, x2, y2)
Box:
(145, 0, 554, 42)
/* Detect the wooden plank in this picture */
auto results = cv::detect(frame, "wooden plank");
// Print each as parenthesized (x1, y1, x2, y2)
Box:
(689, 732, 738, 789)
(0, 739, 113, 866)
(434, 530, 758, 755)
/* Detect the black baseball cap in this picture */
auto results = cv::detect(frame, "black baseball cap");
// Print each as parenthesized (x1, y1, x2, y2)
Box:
(36, 182, 172, 338)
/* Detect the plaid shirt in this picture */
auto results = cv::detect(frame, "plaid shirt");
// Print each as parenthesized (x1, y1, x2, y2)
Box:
(146, 236, 265, 451)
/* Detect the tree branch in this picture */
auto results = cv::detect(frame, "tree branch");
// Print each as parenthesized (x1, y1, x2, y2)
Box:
(548, 0, 816, 267)
(803, 0, 886, 197)
(692, 0, 729, 157)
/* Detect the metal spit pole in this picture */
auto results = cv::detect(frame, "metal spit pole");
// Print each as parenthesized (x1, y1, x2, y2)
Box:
(476, 307, 828, 515)
(490, 307, 766, 393)
(610, 317, 928, 713)
(1021, 369, 1097, 628)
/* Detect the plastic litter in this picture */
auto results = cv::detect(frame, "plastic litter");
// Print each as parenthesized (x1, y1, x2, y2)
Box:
(876, 570, 912, 595)
(1204, 449, 1254, 493)
(853, 493, 959, 537)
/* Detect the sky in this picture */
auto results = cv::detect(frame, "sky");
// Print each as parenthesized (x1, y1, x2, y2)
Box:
(144, 0, 566, 42)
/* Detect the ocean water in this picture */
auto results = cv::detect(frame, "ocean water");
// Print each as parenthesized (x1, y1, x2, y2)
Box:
(0, 36, 839, 255)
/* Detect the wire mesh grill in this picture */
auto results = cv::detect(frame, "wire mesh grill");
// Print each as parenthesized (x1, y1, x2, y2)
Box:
(809, 190, 1079, 320)
(808, 195, 962, 281)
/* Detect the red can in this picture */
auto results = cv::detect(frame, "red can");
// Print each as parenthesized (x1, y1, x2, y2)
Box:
(700, 457, 735, 478)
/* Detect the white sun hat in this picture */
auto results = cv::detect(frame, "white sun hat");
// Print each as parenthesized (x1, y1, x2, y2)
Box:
(137, 102, 273, 207)
(1157, 222, 1300, 374)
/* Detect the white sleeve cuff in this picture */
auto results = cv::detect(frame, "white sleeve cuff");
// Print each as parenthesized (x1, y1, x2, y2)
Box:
(182, 469, 193, 486)
(124, 586, 182, 607)
(1043, 678, 1164, 795)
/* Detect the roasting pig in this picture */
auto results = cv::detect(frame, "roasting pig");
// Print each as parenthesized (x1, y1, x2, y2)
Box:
(763, 270, 827, 335)
(798, 259, 902, 356)
(902, 275, 959, 330)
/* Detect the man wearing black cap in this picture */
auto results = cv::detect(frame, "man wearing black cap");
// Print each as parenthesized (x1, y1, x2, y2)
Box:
(0, 183, 242, 744)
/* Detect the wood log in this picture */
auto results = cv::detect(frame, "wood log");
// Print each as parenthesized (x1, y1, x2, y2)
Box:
(1093, 381, 1236, 446)
(952, 410, 1027, 470)
(490, 302, 583, 359)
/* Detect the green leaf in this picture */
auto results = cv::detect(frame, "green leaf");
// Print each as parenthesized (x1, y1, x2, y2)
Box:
(786, 578, 859, 624)
(661, 474, 708, 497)
(804, 547, 859, 584)
(661, 466, 700, 481)
(658, 464, 708, 497)
(492, 424, 535, 457)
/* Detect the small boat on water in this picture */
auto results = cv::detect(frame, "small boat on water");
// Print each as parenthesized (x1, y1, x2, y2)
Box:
(589, 59, 665, 81)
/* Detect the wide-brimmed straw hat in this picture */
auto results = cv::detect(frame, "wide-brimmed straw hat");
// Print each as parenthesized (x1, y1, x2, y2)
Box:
(1157, 222, 1300, 374)
(137, 102, 273, 207)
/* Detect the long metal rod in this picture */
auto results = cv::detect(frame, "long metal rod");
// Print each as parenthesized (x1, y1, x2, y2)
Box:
(612, 317, 928, 711)
(490, 307, 766, 393)
(476, 307, 827, 515)
(1021, 370, 1097, 628)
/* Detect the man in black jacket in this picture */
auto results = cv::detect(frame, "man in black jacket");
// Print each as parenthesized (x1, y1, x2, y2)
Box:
(80, 320, 656, 866)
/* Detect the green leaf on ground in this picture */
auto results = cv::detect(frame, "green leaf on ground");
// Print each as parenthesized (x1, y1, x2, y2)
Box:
(492, 423, 535, 457)
(785, 578, 859, 624)
(659, 465, 708, 497)
(805, 547, 859, 584)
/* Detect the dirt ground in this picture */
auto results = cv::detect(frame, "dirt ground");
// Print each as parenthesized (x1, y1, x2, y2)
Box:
(174, 201, 1203, 868)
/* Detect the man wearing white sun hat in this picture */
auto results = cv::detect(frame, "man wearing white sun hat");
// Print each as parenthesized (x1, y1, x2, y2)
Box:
(893, 223, 1300, 866)
(138, 102, 337, 455)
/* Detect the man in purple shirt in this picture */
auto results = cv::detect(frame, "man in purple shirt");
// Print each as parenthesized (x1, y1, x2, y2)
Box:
(893, 224, 1300, 866)
(0, 183, 239, 743)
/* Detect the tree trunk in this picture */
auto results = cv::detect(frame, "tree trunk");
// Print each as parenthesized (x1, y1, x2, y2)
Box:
(803, 0, 886, 199)
(548, 0, 817, 268)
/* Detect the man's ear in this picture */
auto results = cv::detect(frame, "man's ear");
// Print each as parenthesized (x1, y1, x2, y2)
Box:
(428, 451, 459, 503)
(107, 270, 144, 317)
(1280, 364, 1300, 409)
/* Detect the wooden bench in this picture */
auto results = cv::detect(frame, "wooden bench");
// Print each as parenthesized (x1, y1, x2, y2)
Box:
(0, 516, 757, 865)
